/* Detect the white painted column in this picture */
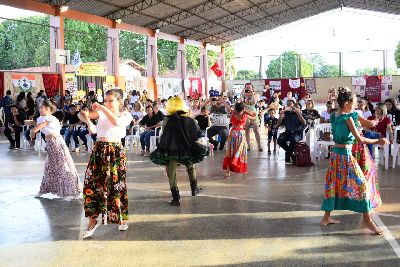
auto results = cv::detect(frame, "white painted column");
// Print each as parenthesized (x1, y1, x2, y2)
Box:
(176, 41, 186, 80)
(49, 16, 62, 73)
(199, 45, 208, 97)
(106, 27, 120, 85)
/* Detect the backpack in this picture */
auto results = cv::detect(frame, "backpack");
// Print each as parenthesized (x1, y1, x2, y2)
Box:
(294, 142, 313, 167)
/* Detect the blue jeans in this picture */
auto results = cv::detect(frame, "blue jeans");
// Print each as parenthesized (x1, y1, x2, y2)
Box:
(140, 130, 155, 151)
(64, 128, 80, 148)
(364, 131, 380, 156)
(78, 129, 97, 148)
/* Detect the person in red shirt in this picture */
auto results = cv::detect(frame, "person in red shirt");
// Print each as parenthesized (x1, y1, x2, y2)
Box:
(365, 102, 393, 155)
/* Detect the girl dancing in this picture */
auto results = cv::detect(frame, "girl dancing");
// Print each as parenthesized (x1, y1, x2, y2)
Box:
(223, 102, 255, 178)
(150, 97, 208, 206)
(30, 99, 81, 199)
(320, 87, 388, 235)
(79, 89, 133, 238)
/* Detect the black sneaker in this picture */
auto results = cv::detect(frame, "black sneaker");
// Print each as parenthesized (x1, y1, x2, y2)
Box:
(9, 146, 16, 150)
(268, 150, 271, 155)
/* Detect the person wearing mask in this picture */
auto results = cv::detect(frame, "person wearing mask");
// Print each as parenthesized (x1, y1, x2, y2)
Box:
(276, 100, 306, 164)
(207, 96, 230, 151)
(1, 90, 14, 125)
(302, 100, 320, 127)
(139, 105, 163, 156)
(4, 105, 26, 149)
(320, 101, 335, 123)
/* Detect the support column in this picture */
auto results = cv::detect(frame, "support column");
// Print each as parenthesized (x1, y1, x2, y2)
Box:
(107, 25, 120, 86)
(199, 44, 208, 97)
(49, 12, 65, 98)
(218, 46, 226, 92)
(147, 33, 158, 99)
(176, 37, 186, 80)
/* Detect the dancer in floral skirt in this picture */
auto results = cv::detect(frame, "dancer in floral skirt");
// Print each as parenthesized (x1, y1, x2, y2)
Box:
(223, 102, 255, 178)
(30, 99, 81, 199)
(78, 89, 133, 238)
(320, 87, 388, 235)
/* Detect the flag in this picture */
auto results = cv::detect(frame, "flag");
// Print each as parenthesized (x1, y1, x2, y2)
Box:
(71, 50, 82, 71)
(210, 62, 223, 77)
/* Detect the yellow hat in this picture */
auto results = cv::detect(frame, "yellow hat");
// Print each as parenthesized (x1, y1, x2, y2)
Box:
(166, 97, 189, 115)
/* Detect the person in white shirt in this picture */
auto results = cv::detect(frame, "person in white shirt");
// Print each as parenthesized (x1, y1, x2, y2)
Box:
(129, 90, 139, 106)
(357, 99, 372, 118)
(30, 99, 81, 201)
(283, 91, 297, 106)
(320, 101, 335, 123)
(78, 89, 133, 238)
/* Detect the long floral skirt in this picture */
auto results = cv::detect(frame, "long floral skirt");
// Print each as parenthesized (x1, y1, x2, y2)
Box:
(83, 141, 128, 224)
(321, 148, 373, 213)
(352, 143, 382, 208)
(223, 129, 248, 173)
(39, 135, 81, 197)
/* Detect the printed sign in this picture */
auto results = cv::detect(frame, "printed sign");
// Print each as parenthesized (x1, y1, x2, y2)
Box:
(76, 63, 106, 76)
(365, 76, 381, 102)
(12, 74, 36, 93)
(288, 78, 300, 89)
(305, 78, 316, 94)
(352, 77, 366, 86)
(269, 80, 281, 91)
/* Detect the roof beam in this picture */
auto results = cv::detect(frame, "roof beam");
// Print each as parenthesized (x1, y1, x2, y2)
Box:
(104, 0, 163, 20)
(203, 0, 337, 44)
(144, 0, 235, 29)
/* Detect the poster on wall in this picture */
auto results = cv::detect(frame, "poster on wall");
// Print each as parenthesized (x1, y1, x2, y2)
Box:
(88, 82, 96, 92)
(76, 63, 106, 76)
(288, 78, 300, 89)
(268, 80, 281, 91)
(65, 74, 77, 97)
(352, 77, 366, 86)
(12, 74, 36, 93)
(365, 76, 381, 102)
(304, 78, 316, 94)
(189, 78, 203, 99)
(382, 76, 392, 85)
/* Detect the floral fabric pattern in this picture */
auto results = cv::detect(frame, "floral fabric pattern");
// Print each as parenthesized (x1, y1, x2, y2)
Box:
(83, 142, 128, 225)
(39, 136, 81, 197)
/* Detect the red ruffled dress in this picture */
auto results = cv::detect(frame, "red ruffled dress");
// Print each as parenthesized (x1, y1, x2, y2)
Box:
(223, 114, 248, 173)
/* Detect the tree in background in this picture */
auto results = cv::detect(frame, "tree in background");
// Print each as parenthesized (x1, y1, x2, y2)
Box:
(119, 30, 147, 66)
(265, 51, 312, 78)
(235, 70, 259, 80)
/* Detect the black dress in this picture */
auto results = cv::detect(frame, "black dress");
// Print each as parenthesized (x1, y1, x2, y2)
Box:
(150, 112, 208, 166)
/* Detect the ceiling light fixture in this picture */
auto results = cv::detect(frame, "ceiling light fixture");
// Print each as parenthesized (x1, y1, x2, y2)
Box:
(115, 19, 122, 24)
(155, 29, 160, 33)
(60, 5, 69, 13)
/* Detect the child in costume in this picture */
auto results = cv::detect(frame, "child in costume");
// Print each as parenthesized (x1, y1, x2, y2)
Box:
(78, 89, 133, 238)
(150, 97, 208, 206)
(30, 99, 81, 200)
(320, 87, 388, 235)
(223, 102, 256, 178)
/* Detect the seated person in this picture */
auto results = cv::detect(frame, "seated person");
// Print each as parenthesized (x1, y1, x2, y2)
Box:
(61, 104, 82, 152)
(277, 100, 306, 164)
(207, 96, 230, 151)
(283, 91, 297, 106)
(365, 102, 393, 155)
(4, 105, 26, 149)
(320, 101, 335, 123)
(139, 105, 163, 156)
(302, 100, 320, 127)
(195, 106, 211, 137)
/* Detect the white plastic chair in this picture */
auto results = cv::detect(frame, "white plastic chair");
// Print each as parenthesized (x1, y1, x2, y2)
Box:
(391, 125, 400, 169)
(373, 130, 390, 170)
(314, 123, 335, 161)
(0, 107, 4, 126)
(86, 134, 94, 152)
(150, 126, 162, 152)
(125, 125, 142, 154)
(20, 125, 29, 149)
(34, 131, 46, 153)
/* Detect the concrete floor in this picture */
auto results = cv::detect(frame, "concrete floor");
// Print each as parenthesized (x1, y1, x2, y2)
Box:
(0, 137, 399, 267)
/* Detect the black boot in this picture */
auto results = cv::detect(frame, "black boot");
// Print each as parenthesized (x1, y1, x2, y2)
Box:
(190, 181, 203, 196)
(169, 187, 180, 206)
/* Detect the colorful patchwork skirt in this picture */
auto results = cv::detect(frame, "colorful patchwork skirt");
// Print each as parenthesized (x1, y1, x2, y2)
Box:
(39, 135, 81, 197)
(321, 147, 373, 213)
(83, 142, 128, 224)
(223, 129, 248, 173)
(352, 142, 382, 208)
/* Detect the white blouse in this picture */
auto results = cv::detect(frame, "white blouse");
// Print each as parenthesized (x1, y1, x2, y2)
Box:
(37, 115, 61, 135)
(95, 110, 132, 139)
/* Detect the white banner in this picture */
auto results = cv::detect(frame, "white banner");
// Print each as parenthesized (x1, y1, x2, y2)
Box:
(382, 76, 392, 85)
(352, 77, 366, 86)
(269, 80, 281, 91)
(288, 78, 300, 89)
